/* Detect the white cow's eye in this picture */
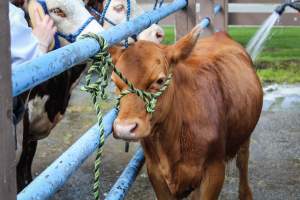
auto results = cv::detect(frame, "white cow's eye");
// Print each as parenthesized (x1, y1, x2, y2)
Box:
(113, 4, 125, 12)
(49, 8, 66, 17)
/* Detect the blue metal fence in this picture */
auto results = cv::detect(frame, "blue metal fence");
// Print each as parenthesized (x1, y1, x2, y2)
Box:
(14, 0, 214, 199)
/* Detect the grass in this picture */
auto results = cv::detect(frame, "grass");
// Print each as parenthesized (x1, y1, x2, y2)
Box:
(229, 27, 300, 62)
(162, 26, 300, 83)
(162, 25, 176, 45)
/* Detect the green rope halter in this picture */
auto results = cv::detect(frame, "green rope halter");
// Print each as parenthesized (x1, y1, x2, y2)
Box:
(80, 33, 172, 200)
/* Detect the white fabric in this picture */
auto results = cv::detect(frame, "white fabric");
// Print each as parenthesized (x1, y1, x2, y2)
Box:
(9, 3, 43, 68)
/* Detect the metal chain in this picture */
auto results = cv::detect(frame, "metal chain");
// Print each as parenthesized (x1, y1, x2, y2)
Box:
(80, 33, 172, 200)
(124, 0, 131, 48)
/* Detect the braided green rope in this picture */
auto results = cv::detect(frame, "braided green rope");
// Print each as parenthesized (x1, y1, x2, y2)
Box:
(80, 33, 114, 200)
(80, 33, 172, 200)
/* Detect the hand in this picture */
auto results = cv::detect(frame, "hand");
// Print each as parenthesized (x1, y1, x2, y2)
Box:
(32, 7, 57, 53)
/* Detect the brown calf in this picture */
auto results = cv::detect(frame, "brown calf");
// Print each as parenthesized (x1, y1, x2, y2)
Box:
(111, 26, 263, 200)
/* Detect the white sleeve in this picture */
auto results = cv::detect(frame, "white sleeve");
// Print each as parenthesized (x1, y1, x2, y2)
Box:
(9, 3, 43, 68)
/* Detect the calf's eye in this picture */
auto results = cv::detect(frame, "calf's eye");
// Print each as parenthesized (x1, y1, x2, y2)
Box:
(49, 8, 66, 17)
(156, 78, 165, 85)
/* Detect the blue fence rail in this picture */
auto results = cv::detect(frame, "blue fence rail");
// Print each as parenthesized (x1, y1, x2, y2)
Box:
(15, 0, 214, 199)
(17, 109, 117, 200)
(105, 148, 145, 200)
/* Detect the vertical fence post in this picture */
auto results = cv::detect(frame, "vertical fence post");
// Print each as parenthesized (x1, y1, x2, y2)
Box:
(199, 0, 228, 36)
(0, 0, 17, 199)
(175, 0, 198, 41)
(175, 0, 228, 40)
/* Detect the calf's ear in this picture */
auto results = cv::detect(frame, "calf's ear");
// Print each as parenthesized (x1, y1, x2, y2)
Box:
(109, 45, 125, 64)
(165, 25, 203, 63)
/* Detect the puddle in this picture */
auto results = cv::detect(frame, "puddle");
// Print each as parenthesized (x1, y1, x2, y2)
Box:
(263, 84, 300, 111)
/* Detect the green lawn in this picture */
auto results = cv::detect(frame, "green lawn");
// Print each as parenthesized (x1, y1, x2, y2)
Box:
(162, 25, 176, 45)
(162, 26, 300, 83)
(229, 27, 300, 62)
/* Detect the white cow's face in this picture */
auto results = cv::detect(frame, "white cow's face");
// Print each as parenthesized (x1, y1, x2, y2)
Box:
(45, 0, 104, 42)
(102, 0, 165, 44)
(103, 0, 127, 27)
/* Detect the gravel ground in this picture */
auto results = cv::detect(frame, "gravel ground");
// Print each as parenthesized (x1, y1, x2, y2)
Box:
(30, 84, 300, 200)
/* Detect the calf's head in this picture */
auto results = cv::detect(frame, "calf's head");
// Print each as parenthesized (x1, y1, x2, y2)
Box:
(111, 26, 202, 141)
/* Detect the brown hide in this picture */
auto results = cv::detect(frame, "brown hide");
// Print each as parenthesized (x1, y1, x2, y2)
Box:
(112, 31, 263, 198)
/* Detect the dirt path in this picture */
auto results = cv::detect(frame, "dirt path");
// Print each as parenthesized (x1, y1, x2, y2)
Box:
(31, 84, 300, 200)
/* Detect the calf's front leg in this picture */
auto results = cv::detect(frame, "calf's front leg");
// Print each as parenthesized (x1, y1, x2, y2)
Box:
(191, 160, 225, 200)
(146, 163, 177, 200)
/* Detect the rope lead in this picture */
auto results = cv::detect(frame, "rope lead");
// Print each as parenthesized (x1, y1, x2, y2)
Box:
(80, 33, 113, 200)
(80, 32, 172, 200)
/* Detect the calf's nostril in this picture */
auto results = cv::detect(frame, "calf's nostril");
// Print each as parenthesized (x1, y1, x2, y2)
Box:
(113, 121, 139, 137)
(129, 123, 138, 133)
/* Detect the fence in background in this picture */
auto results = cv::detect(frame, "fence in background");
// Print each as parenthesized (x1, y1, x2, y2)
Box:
(228, 0, 299, 26)
(143, 0, 299, 26)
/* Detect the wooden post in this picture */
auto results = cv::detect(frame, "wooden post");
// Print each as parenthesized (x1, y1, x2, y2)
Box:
(0, 0, 17, 199)
(175, 0, 228, 40)
(199, 0, 228, 36)
(175, 0, 197, 41)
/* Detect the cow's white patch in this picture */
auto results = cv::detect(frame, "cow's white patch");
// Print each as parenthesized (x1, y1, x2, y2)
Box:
(28, 95, 54, 140)
(137, 24, 165, 44)
(28, 95, 49, 123)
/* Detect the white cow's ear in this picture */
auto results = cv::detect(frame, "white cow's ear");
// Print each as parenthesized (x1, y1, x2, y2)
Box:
(109, 45, 125, 64)
(165, 26, 202, 63)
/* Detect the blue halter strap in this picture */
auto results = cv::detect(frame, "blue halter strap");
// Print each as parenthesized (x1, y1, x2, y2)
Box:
(57, 17, 95, 43)
(37, 0, 95, 44)
(99, 0, 133, 47)
(88, 7, 118, 26)
(36, 0, 61, 49)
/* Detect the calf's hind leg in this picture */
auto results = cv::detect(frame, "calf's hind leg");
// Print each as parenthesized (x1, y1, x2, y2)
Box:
(191, 160, 225, 200)
(236, 139, 253, 200)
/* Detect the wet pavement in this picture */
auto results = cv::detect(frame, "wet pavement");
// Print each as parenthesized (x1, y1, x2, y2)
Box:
(31, 84, 300, 200)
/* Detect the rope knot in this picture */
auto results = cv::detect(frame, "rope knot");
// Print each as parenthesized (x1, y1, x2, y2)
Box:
(146, 98, 157, 113)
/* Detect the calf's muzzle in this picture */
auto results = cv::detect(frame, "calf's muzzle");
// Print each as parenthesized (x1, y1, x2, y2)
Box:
(113, 119, 139, 141)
